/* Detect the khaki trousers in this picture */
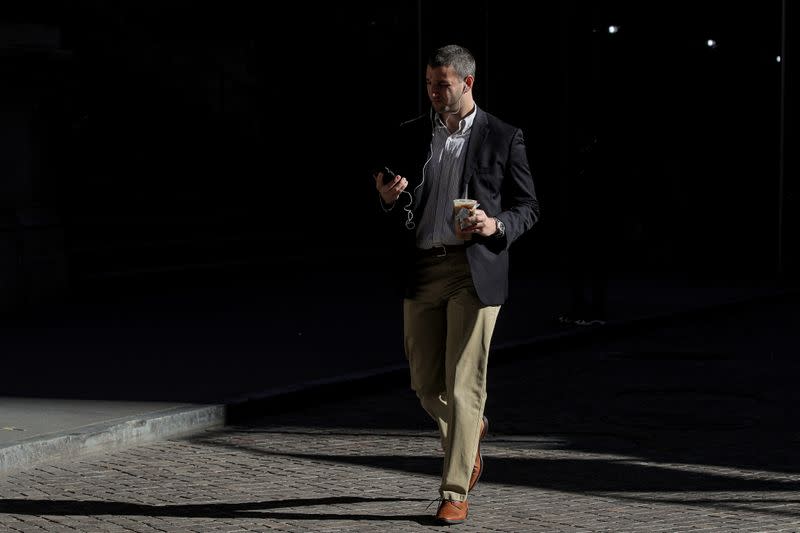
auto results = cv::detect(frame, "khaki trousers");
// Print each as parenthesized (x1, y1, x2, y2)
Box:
(403, 249, 500, 501)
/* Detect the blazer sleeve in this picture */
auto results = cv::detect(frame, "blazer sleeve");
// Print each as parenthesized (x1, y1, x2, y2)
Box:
(496, 128, 540, 248)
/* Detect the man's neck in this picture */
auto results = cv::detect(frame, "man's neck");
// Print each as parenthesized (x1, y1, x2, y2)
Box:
(441, 103, 475, 134)
(444, 115, 460, 134)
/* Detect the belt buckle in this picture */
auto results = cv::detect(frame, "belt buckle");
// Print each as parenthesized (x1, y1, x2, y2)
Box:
(434, 244, 447, 257)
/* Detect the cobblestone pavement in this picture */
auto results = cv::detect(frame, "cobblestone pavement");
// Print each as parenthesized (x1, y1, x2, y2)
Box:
(2, 299, 800, 532)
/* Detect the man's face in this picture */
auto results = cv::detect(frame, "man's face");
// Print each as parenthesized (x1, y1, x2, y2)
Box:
(426, 65, 465, 114)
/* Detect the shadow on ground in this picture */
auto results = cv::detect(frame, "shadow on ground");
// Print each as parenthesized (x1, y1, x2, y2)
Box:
(0, 496, 437, 524)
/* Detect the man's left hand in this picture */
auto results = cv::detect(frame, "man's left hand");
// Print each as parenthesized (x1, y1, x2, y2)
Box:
(462, 209, 498, 237)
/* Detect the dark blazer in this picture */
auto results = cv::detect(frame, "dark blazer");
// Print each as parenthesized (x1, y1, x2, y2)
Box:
(384, 106, 539, 306)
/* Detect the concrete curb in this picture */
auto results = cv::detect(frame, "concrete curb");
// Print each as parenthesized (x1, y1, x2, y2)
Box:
(0, 404, 225, 474)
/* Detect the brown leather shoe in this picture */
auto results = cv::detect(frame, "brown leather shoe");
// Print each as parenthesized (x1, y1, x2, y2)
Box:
(435, 498, 469, 524)
(469, 415, 489, 491)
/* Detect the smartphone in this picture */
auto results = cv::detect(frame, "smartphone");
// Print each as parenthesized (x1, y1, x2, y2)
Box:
(382, 166, 397, 185)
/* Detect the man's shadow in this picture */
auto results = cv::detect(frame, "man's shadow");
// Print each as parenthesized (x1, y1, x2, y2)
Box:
(0, 495, 440, 525)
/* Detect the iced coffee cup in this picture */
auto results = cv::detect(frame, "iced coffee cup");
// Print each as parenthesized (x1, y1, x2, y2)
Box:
(453, 199, 479, 240)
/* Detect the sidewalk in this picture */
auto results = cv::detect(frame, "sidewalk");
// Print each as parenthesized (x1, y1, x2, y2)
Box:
(1, 258, 795, 474)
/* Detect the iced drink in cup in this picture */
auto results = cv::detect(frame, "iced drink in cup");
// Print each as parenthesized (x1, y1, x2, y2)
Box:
(453, 199, 479, 240)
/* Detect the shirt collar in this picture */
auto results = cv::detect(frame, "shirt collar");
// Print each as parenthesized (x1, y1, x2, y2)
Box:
(433, 105, 478, 135)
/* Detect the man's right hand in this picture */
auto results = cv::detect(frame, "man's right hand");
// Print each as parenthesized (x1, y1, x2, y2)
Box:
(375, 171, 408, 205)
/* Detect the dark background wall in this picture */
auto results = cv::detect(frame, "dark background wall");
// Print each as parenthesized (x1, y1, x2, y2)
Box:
(0, 0, 794, 311)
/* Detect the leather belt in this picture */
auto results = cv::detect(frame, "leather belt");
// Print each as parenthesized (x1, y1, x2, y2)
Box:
(416, 244, 466, 258)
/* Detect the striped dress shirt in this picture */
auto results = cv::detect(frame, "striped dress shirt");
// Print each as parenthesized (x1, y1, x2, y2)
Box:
(415, 108, 476, 249)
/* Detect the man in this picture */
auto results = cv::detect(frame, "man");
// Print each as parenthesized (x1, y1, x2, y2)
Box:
(374, 44, 539, 524)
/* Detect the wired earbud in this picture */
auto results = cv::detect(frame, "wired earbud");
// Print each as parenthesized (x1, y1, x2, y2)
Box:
(401, 188, 415, 230)
(383, 113, 437, 231)
(404, 131, 436, 230)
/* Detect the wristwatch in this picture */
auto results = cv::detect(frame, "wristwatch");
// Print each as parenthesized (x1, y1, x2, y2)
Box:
(493, 217, 506, 238)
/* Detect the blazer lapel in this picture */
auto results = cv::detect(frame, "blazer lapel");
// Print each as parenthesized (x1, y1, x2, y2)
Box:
(461, 108, 489, 197)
